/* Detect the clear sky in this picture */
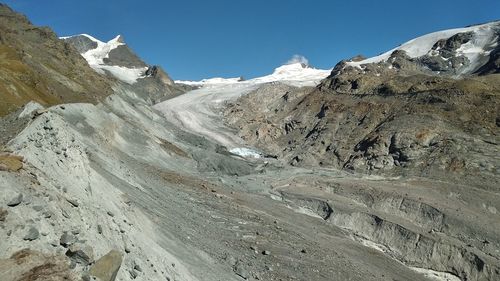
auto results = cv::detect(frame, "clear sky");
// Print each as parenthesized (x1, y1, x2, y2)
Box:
(3, 0, 499, 80)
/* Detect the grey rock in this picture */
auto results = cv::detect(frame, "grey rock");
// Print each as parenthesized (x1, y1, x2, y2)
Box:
(23, 226, 39, 241)
(129, 269, 138, 279)
(262, 250, 271, 255)
(7, 193, 23, 207)
(60, 232, 77, 247)
(107, 211, 115, 217)
(65, 244, 94, 266)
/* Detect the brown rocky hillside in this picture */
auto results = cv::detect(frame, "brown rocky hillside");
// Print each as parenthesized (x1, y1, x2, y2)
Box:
(0, 4, 113, 116)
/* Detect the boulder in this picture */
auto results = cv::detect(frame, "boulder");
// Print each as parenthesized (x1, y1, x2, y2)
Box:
(65, 244, 94, 266)
(89, 250, 123, 281)
(60, 232, 77, 247)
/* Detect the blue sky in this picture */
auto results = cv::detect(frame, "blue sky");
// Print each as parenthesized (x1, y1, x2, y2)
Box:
(3, 0, 499, 80)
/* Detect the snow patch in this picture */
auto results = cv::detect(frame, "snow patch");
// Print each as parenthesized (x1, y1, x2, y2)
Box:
(77, 34, 124, 65)
(287, 205, 324, 219)
(410, 267, 461, 281)
(354, 235, 461, 281)
(98, 65, 148, 84)
(229, 147, 261, 158)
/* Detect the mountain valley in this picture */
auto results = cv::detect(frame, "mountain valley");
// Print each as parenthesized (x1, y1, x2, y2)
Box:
(0, 3, 499, 281)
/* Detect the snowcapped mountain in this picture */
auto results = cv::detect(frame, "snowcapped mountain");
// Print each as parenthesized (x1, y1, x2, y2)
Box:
(252, 62, 331, 85)
(346, 21, 500, 76)
(62, 34, 188, 103)
(176, 61, 331, 88)
(61, 34, 149, 84)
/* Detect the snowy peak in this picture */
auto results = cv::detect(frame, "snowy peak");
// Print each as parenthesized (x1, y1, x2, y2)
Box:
(346, 21, 500, 75)
(60, 34, 124, 56)
(62, 34, 148, 84)
(176, 58, 331, 88)
(254, 61, 330, 85)
(272, 62, 310, 75)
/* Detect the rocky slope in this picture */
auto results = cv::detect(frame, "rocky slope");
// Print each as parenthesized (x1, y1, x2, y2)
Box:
(224, 21, 500, 190)
(0, 4, 114, 117)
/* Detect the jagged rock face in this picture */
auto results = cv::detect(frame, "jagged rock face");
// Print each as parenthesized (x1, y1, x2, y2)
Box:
(60, 35, 97, 54)
(104, 43, 148, 68)
(145, 65, 174, 85)
(477, 45, 500, 75)
(0, 4, 113, 117)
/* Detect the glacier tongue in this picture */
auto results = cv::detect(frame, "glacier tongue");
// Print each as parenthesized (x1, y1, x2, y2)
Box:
(155, 59, 331, 150)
